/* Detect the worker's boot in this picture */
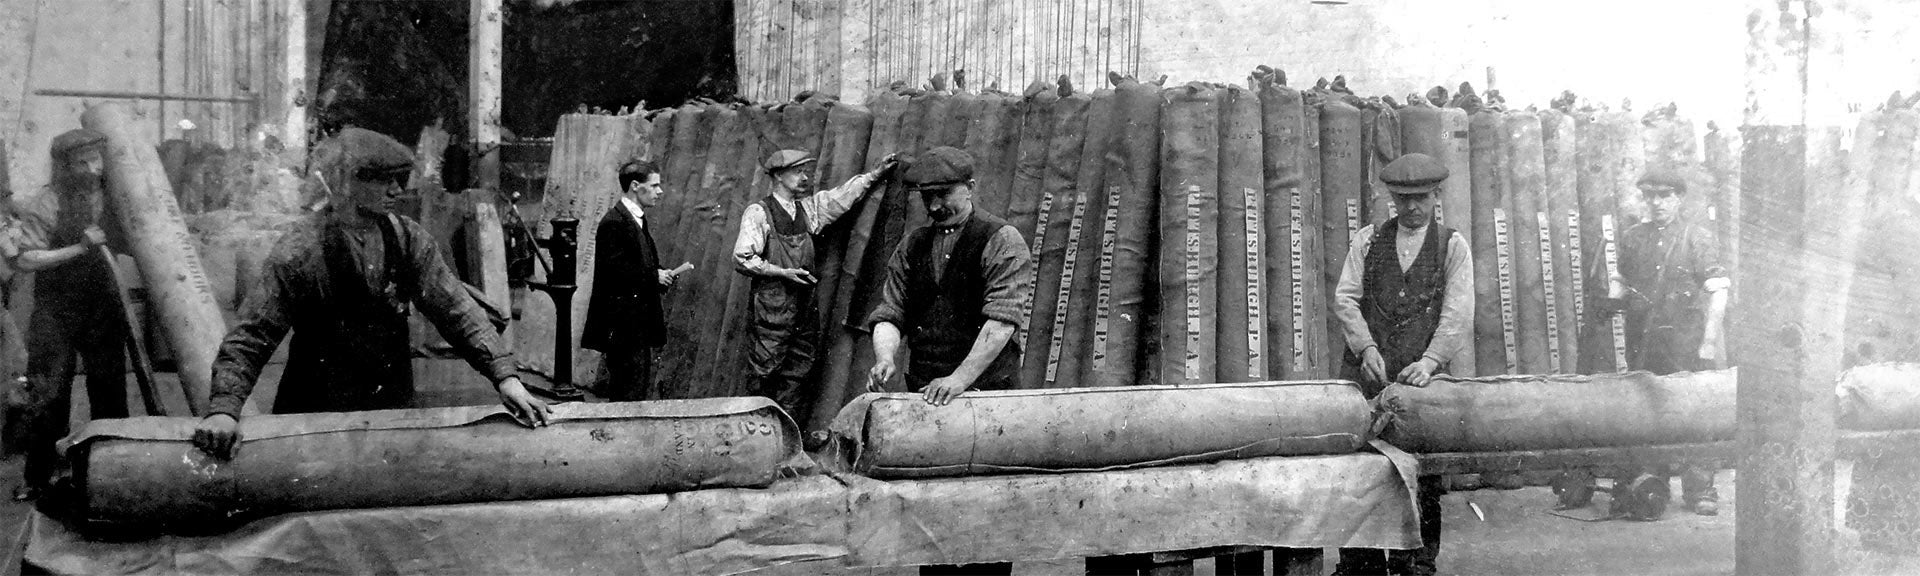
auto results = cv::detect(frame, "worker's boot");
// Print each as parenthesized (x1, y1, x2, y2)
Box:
(1551, 469, 1596, 510)
(1608, 474, 1670, 521)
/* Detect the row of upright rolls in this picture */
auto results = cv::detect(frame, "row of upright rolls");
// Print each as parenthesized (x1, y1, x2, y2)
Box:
(615, 70, 1735, 439)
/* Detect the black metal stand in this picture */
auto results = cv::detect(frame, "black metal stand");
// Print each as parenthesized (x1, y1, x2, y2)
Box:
(526, 216, 583, 401)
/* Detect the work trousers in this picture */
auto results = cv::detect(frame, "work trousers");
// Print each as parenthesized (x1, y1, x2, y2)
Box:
(601, 344, 658, 402)
(753, 333, 816, 422)
(1334, 475, 1443, 576)
(23, 295, 129, 490)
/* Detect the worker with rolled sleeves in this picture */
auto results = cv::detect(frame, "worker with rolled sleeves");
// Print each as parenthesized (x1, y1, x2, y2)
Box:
(2, 129, 138, 501)
(732, 149, 892, 446)
(191, 128, 550, 460)
(864, 146, 1030, 575)
(1330, 153, 1474, 576)
(1603, 169, 1729, 518)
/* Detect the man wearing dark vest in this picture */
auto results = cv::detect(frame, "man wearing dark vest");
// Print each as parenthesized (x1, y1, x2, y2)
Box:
(583, 159, 686, 401)
(2, 129, 134, 500)
(1331, 152, 1474, 576)
(865, 146, 1031, 576)
(732, 149, 888, 442)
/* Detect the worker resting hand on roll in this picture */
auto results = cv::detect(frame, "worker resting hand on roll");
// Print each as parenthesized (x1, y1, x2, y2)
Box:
(865, 147, 1032, 407)
(730, 149, 895, 438)
(193, 128, 550, 460)
(1329, 152, 1473, 576)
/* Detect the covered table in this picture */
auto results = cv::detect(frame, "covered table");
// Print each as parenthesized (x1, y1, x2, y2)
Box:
(22, 452, 1419, 575)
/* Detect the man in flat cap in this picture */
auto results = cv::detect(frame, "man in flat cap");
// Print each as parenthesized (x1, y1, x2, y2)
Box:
(1597, 168, 1729, 518)
(731, 148, 891, 442)
(1331, 152, 1473, 576)
(191, 127, 550, 460)
(2, 129, 134, 500)
(864, 145, 1029, 576)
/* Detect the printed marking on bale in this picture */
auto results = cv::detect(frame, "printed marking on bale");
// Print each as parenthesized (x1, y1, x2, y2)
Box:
(1290, 194, 1307, 368)
(1539, 211, 1562, 373)
(1568, 211, 1586, 337)
(1046, 192, 1089, 386)
(1601, 215, 1628, 370)
(1495, 208, 1519, 373)
(1023, 191, 1055, 324)
(1093, 188, 1121, 370)
(1245, 186, 1266, 379)
(1185, 185, 1205, 382)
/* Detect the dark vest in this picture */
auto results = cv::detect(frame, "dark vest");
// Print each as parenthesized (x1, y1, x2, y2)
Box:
(277, 215, 416, 414)
(901, 209, 1020, 388)
(1350, 218, 1451, 393)
(37, 192, 130, 301)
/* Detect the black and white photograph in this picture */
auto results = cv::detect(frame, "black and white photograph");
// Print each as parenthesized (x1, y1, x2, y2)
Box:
(0, 1, 1913, 574)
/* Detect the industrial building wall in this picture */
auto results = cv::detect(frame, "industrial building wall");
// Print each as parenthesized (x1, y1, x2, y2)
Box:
(737, 0, 1920, 128)
(0, 0, 306, 198)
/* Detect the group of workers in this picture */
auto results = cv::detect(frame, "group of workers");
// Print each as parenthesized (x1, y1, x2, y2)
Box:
(0, 122, 1727, 576)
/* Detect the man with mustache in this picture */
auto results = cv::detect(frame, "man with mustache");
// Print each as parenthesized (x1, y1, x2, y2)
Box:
(863, 145, 1030, 576)
(1, 129, 133, 500)
(731, 148, 889, 445)
(1331, 153, 1474, 576)
(191, 127, 549, 460)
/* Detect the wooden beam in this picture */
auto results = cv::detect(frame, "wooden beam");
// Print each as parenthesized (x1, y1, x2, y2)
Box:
(469, 0, 503, 193)
(1734, 0, 1856, 573)
(283, 0, 308, 152)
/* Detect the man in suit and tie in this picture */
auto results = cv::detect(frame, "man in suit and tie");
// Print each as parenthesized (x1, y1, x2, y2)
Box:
(582, 159, 685, 401)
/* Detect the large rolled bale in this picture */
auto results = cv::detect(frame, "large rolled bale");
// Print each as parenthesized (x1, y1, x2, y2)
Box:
(1379, 368, 1736, 453)
(963, 94, 1021, 216)
(838, 91, 914, 394)
(837, 381, 1373, 477)
(1503, 113, 1553, 375)
(1540, 111, 1582, 372)
(81, 102, 221, 416)
(1573, 112, 1629, 373)
(1216, 85, 1265, 382)
(1297, 101, 1328, 378)
(1056, 90, 1117, 389)
(1837, 363, 1920, 431)
(69, 399, 809, 531)
(1006, 83, 1059, 248)
(805, 102, 877, 438)
(1020, 92, 1091, 389)
(1363, 106, 1402, 227)
(1318, 100, 1364, 374)
(1256, 80, 1311, 379)
(1094, 78, 1162, 388)
(1158, 83, 1222, 386)
(1845, 111, 1920, 367)
(1468, 110, 1514, 375)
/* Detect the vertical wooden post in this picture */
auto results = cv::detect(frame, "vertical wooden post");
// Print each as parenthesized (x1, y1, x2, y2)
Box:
(282, 0, 306, 152)
(470, 0, 503, 195)
(1734, 1, 1858, 573)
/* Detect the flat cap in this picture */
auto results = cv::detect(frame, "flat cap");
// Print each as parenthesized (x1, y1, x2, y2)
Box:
(50, 129, 107, 157)
(1379, 153, 1449, 189)
(1636, 169, 1687, 195)
(763, 149, 817, 173)
(901, 146, 975, 190)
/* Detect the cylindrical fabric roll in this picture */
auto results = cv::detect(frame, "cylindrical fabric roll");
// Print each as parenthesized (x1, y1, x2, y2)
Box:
(1158, 84, 1222, 386)
(943, 92, 981, 151)
(642, 108, 679, 246)
(1468, 110, 1514, 375)
(1096, 78, 1163, 388)
(1503, 113, 1552, 375)
(1573, 112, 1628, 373)
(1058, 90, 1118, 388)
(1297, 101, 1329, 379)
(1257, 80, 1309, 379)
(1216, 85, 1265, 383)
(1400, 104, 1475, 376)
(1838, 363, 1920, 431)
(841, 91, 914, 393)
(1318, 100, 1364, 373)
(1364, 106, 1402, 227)
(1539, 110, 1582, 374)
(71, 399, 808, 530)
(1601, 112, 1648, 229)
(837, 381, 1373, 477)
(968, 94, 1024, 218)
(1020, 93, 1091, 389)
(804, 102, 876, 437)
(83, 103, 225, 416)
(1379, 368, 1737, 453)
(653, 106, 726, 396)
(1007, 84, 1060, 246)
